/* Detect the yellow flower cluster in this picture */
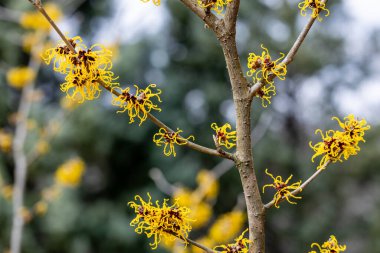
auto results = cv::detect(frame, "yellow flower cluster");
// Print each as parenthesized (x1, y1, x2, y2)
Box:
(0, 130, 12, 153)
(310, 114, 370, 170)
(1, 184, 13, 200)
(153, 128, 194, 157)
(214, 229, 251, 253)
(197, 0, 233, 15)
(20, 3, 62, 31)
(211, 123, 236, 149)
(6, 67, 36, 89)
(140, 0, 161, 5)
(42, 36, 117, 103)
(309, 235, 346, 253)
(262, 169, 302, 208)
(298, 0, 330, 21)
(247, 44, 286, 84)
(247, 45, 286, 107)
(111, 84, 162, 125)
(128, 193, 193, 250)
(55, 158, 85, 187)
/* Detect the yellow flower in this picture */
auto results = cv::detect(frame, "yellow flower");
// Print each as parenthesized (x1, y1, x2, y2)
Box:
(211, 123, 236, 149)
(42, 36, 118, 103)
(20, 3, 62, 31)
(197, 0, 233, 15)
(262, 169, 302, 208)
(36, 140, 49, 155)
(298, 0, 330, 22)
(60, 96, 80, 111)
(1, 185, 13, 200)
(6, 67, 36, 89)
(22, 32, 41, 53)
(309, 235, 346, 253)
(34, 201, 48, 216)
(21, 207, 33, 223)
(153, 128, 194, 157)
(214, 229, 251, 253)
(209, 211, 245, 244)
(247, 44, 287, 84)
(128, 193, 193, 250)
(174, 188, 212, 229)
(111, 84, 162, 125)
(55, 158, 85, 187)
(0, 130, 12, 153)
(309, 114, 370, 170)
(195, 169, 219, 201)
(140, 0, 161, 5)
(255, 82, 276, 108)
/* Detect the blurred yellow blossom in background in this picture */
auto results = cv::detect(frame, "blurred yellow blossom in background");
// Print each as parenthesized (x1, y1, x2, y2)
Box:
(6, 67, 36, 89)
(0, 130, 13, 153)
(20, 3, 62, 31)
(55, 158, 85, 187)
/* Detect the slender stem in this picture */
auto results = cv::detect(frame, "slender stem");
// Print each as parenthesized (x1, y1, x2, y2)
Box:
(10, 43, 42, 253)
(30, 1, 76, 53)
(249, 1, 326, 99)
(187, 238, 215, 253)
(264, 160, 331, 209)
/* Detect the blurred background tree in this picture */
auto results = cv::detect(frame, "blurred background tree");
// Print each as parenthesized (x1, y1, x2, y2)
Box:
(0, 0, 379, 253)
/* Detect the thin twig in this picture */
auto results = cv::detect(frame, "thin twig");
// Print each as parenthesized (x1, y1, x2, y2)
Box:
(178, 0, 224, 38)
(249, 2, 325, 99)
(10, 40, 43, 253)
(264, 160, 331, 209)
(187, 237, 215, 253)
(149, 168, 178, 195)
(26, 111, 68, 166)
(27, 1, 235, 161)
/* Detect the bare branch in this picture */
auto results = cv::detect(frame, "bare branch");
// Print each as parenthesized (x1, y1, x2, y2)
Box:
(187, 237, 215, 253)
(264, 160, 331, 209)
(10, 42, 43, 253)
(149, 168, 178, 195)
(224, 0, 240, 33)
(178, 0, 225, 38)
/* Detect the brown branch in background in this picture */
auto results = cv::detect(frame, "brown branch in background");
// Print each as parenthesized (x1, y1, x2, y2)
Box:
(264, 160, 331, 209)
(10, 44, 42, 253)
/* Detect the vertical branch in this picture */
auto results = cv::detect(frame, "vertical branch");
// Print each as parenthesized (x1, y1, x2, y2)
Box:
(219, 4, 266, 251)
(10, 45, 42, 253)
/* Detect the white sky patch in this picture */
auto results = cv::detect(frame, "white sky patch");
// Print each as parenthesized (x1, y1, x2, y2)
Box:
(334, 77, 380, 124)
(344, 0, 380, 27)
(95, 0, 168, 44)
